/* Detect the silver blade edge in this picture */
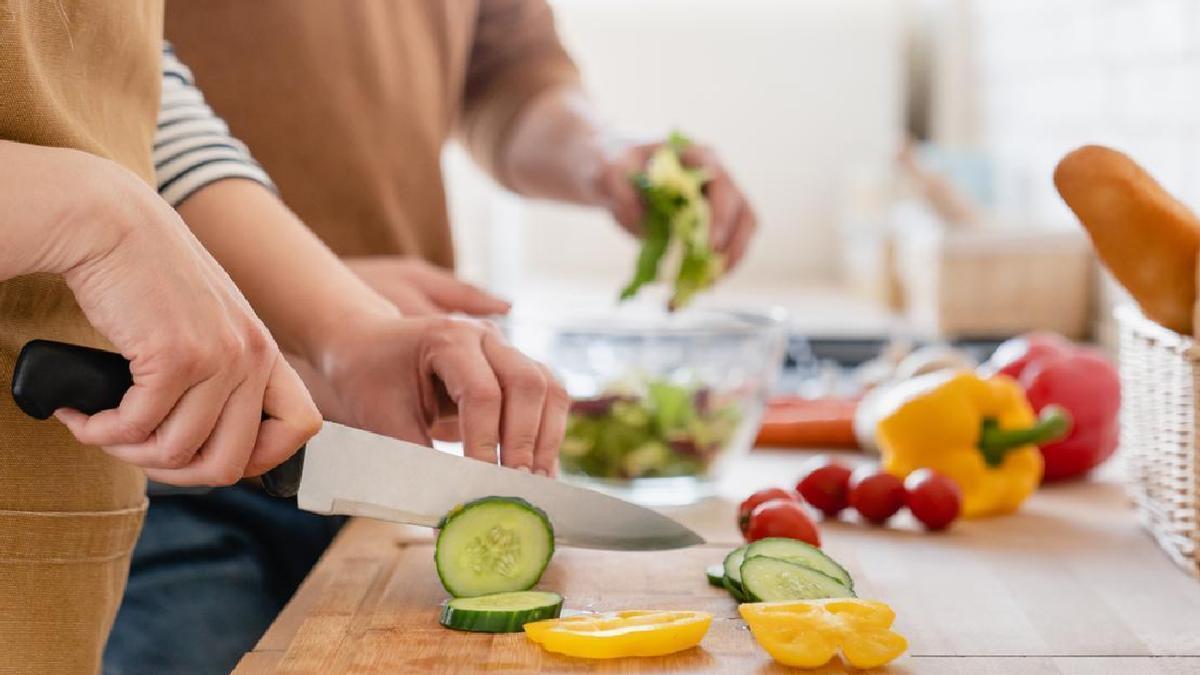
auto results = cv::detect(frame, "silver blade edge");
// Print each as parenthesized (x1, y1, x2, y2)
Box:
(297, 422, 705, 551)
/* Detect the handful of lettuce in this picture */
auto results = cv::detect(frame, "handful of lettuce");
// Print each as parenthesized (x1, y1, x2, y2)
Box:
(619, 132, 724, 311)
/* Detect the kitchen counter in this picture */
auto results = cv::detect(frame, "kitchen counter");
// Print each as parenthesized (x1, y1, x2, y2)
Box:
(234, 451, 1200, 674)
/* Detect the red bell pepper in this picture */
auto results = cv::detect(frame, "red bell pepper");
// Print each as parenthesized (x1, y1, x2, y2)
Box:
(983, 334, 1121, 482)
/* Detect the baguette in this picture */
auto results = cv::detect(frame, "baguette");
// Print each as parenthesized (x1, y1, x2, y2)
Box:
(1054, 145, 1200, 334)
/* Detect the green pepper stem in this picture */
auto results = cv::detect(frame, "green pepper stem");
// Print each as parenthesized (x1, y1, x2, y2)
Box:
(978, 405, 1072, 467)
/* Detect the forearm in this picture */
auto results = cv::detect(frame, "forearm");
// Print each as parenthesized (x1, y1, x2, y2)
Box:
(500, 87, 618, 206)
(0, 141, 125, 280)
(175, 178, 398, 366)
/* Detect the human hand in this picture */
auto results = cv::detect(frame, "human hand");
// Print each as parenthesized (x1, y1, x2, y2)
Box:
(309, 314, 567, 476)
(344, 256, 510, 316)
(21, 148, 323, 486)
(596, 138, 758, 269)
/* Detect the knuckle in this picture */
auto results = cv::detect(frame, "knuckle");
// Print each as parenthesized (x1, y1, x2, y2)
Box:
(114, 417, 156, 444)
(297, 406, 324, 439)
(465, 383, 502, 409)
(545, 378, 570, 409)
(507, 367, 547, 398)
(157, 440, 197, 469)
(205, 462, 243, 487)
(241, 325, 272, 361)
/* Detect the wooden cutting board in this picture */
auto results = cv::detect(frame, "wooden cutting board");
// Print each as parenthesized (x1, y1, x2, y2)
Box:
(235, 453, 1200, 674)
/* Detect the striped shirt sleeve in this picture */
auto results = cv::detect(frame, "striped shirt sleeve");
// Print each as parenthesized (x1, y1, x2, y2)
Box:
(155, 43, 274, 206)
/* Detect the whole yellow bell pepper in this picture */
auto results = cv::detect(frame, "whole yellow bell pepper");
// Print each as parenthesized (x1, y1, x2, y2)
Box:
(740, 599, 908, 669)
(523, 610, 711, 659)
(875, 370, 1069, 518)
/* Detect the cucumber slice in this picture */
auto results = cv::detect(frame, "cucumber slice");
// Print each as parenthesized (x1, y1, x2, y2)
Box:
(722, 545, 750, 601)
(740, 556, 855, 602)
(439, 591, 563, 633)
(723, 573, 749, 603)
(435, 496, 554, 598)
(706, 564, 726, 588)
(723, 545, 749, 588)
(744, 537, 854, 590)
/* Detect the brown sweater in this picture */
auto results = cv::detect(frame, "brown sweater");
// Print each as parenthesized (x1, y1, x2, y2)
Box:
(166, 0, 580, 268)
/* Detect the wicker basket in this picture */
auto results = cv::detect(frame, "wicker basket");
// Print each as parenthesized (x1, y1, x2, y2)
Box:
(1117, 305, 1200, 575)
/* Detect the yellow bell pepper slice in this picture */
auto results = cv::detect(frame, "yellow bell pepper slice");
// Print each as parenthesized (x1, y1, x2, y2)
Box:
(740, 599, 907, 669)
(523, 610, 712, 659)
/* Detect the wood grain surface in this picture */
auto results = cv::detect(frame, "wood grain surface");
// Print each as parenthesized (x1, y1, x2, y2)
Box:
(235, 451, 1200, 674)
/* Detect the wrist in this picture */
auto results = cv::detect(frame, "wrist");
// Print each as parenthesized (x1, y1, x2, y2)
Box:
(6, 148, 135, 278)
(302, 293, 400, 378)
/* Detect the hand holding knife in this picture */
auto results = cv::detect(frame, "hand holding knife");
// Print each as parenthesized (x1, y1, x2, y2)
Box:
(10, 340, 703, 550)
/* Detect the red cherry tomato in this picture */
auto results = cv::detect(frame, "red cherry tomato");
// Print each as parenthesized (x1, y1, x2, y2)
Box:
(904, 469, 962, 531)
(737, 487, 797, 535)
(745, 499, 821, 547)
(848, 467, 906, 524)
(796, 457, 853, 517)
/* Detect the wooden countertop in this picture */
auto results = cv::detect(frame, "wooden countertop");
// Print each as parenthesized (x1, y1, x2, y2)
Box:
(235, 451, 1200, 674)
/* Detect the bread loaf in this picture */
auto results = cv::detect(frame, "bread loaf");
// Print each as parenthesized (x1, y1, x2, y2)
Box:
(1054, 145, 1200, 335)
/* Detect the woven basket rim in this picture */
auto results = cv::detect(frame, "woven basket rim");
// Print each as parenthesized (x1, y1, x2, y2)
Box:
(1115, 305, 1200, 357)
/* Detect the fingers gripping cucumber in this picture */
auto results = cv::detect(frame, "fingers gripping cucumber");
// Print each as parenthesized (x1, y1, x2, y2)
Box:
(440, 591, 563, 633)
(436, 496, 555, 598)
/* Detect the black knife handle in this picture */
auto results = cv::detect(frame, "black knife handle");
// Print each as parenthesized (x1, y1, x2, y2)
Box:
(11, 339, 305, 498)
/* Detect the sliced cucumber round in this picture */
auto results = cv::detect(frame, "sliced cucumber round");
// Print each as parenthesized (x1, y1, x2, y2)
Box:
(439, 591, 563, 633)
(722, 545, 750, 602)
(706, 564, 726, 588)
(723, 545, 749, 588)
(744, 537, 854, 590)
(435, 496, 555, 598)
(740, 555, 855, 602)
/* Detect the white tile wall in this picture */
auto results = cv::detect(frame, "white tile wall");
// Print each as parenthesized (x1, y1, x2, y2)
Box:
(972, 0, 1200, 227)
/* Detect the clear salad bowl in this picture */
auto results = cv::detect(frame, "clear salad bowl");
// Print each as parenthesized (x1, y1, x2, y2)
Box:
(506, 305, 787, 505)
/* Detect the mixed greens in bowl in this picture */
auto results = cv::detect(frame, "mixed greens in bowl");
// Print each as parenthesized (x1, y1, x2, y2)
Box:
(506, 306, 786, 505)
(564, 380, 741, 480)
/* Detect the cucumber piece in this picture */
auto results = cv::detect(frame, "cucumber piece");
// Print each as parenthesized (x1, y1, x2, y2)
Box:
(706, 564, 726, 588)
(439, 591, 563, 633)
(723, 573, 749, 603)
(722, 545, 750, 601)
(435, 496, 555, 598)
(740, 556, 855, 602)
(723, 545, 749, 588)
(720, 547, 748, 598)
(744, 537, 854, 590)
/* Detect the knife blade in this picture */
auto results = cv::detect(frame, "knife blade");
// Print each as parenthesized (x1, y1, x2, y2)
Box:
(299, 421, 704, 551)
(10, 340, 705, 551)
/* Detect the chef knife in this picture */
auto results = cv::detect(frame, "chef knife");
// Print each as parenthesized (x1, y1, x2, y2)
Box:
(10, 339, 705, 551)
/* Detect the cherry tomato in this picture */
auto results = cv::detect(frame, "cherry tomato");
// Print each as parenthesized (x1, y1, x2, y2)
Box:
(745, 499, 821, 547)
(796, 457, 853, 517)
(737, 488, 797, 535)
(904, 469, 962, 531)
(848, 466, 906, 524)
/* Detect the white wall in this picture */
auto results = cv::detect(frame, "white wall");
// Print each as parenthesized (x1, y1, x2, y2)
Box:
(447, 0, 907, 302)
(967, 0, 1200, 340)
(972, 0, 1200, 226)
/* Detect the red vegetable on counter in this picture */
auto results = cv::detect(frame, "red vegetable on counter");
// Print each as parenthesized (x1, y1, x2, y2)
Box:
(983, 334, 1121, 482)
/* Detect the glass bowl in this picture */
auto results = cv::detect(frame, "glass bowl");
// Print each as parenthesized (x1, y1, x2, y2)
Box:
(506, 305, 787, 505)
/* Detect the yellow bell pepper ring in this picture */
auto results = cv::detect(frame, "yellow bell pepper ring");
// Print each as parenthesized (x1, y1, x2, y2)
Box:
(740, 599, 908, 669)
(875, 371, 1072, 518)
(523, 610, 712, 659)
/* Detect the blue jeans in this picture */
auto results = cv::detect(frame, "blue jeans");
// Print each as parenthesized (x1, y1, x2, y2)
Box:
(103, 485, 345, 675)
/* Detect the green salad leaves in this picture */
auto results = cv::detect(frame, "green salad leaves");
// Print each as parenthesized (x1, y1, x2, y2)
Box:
(561, 380, 741, 480)
(619, 132, 725, 311)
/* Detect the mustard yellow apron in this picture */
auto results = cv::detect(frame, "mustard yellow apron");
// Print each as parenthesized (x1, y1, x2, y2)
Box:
(0, 2, 162, 672)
